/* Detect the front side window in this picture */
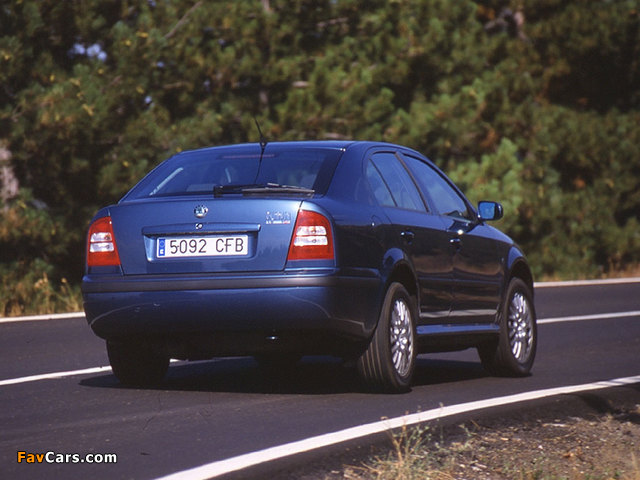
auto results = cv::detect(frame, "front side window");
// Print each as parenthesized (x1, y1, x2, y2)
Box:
(403, 155, 472, 220)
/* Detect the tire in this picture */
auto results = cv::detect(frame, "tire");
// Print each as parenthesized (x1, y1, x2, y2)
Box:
(478, 278, 537, 376)
(357, 282, 417, 393)
(107, 339, 169, 386)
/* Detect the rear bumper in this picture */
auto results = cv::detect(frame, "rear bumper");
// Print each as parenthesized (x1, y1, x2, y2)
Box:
(82, 269, 381, 355)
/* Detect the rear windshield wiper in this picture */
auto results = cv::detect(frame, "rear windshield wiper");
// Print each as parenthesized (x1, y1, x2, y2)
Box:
(213, 183, 314, 197)
(242, 183, 315, 196)
(213, 183, 256, 197)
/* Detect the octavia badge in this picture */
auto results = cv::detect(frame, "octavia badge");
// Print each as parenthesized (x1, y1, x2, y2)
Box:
(194, 205, 209, 219)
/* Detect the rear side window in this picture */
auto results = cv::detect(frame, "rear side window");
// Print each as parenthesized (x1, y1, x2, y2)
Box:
(367, 153, 425, 212)
(366, 161, 396, 207)
(125, 146, 342, 199)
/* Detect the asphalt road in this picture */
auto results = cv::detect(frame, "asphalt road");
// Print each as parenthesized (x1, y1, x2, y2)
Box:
(1, 281, 639, 480)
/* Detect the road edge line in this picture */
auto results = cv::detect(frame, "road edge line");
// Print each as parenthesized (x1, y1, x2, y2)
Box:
(0, 360, 192, 387)
(538, 310, 640, 324)
(1, 312, 637, 386)
(0, 312, 85, 324)
(153, 375, 640, 480)
(534, 277, 640, 288)
(0, 366, 112, 386)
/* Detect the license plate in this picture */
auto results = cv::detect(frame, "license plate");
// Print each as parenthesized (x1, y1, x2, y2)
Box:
(157, 235, 249, 258)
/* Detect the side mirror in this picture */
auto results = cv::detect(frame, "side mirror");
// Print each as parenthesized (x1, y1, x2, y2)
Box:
(478, 201, 504, 222)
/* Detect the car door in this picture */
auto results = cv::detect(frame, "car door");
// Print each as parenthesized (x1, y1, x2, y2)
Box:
(365, 151, 453, 321)
(400, 153, 502, 324)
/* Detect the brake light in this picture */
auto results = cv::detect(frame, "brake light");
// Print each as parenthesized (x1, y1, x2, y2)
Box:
(87, 216, 121, 267)
(287, 210, 334, 261)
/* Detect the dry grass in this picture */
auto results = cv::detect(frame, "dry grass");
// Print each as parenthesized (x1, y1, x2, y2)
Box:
(538, 264, 640, 283)
(335, 405, 640, 480)
(1, 272, 82, 317)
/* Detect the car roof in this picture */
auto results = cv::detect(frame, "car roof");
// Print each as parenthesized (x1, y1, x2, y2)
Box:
(175, 140, 352, 155)
(173, 140, 425, 157)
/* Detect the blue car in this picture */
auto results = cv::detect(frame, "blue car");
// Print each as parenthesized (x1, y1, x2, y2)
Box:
(82, 141, 536, 392)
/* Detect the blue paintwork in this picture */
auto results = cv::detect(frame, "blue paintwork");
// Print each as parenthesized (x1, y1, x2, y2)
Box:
(82, 141, 533, 358)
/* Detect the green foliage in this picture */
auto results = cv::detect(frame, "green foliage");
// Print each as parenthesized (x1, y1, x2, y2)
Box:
(0, 190, 82, 315)
(1, 0, 640, 314)
(449, 137, 524, 237)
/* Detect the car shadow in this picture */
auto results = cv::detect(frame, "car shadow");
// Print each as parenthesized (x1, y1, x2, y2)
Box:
(79, 355, 490, 395)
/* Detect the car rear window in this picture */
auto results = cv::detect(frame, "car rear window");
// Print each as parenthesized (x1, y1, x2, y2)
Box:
(123, 145, 343, 200)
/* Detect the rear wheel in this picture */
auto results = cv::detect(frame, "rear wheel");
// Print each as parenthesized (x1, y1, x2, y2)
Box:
(357, 282, 416, 393)
(478, 278, 537, 376)
(107, 340, 169, 386)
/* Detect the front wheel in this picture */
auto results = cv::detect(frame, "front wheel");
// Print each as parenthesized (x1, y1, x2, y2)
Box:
(478, 278, 537, 376)
(357, 282, 417, 393)
(107, 339, 169, 386)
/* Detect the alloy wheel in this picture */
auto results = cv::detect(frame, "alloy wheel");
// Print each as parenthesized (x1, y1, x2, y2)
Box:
(389, 298, 414, 378)
(508, 292, 534, 362)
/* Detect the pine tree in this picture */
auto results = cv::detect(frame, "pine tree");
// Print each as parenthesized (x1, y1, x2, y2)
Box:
(1, 0, 639, 314)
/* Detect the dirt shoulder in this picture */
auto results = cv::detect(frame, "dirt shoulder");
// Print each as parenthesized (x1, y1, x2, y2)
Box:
(264, 385, 640, 480)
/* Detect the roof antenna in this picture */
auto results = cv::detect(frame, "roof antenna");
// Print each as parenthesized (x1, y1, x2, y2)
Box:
(254, 116, 268, 153)
(253, 117, 268, 184)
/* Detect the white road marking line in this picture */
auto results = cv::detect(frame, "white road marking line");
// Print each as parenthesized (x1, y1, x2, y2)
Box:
(0, 360, 185, 387)
(1, 311, 638, 387)
(538, 310, 640, 324)
(154, 374, 640, 480)
(0, 366, 113, 386)
(0, 312, 85, 324)
(535, 277, 640, 288)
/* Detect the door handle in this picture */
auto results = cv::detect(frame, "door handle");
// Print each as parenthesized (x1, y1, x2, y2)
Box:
(401, 230, 415, 244)
(449, 237, 462, 249)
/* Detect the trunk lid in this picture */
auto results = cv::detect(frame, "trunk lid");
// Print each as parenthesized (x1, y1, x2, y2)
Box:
(110, 197, 302, 275)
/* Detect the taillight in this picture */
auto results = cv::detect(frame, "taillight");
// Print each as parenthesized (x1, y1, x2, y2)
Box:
(87, 216, 121, 267)
(287, 210, 334, 261)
